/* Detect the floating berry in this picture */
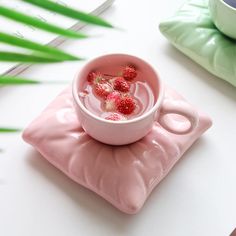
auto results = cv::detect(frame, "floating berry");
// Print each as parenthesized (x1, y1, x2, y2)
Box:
(87, 71, 96, 83)
(104, 91, 121, 111)
(122, 66, 137, 81)
(94, 83, 113, 98)
(87, 71, 106, 84)
(112, 77, 130, 92)
(105, 113, 126, 121)
(117, 97, 136, 115)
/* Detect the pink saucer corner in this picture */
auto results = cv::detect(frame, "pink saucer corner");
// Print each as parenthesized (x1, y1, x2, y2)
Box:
(23, 85, 212, 214)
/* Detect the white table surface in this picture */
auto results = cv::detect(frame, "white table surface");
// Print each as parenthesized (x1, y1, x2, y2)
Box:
(1, 1, 236, 235)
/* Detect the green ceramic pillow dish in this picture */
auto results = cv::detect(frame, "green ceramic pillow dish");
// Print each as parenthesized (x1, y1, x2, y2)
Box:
(159, 0, 236, 87)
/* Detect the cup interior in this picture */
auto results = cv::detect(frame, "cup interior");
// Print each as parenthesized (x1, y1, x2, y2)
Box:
(73, 54, 162, 122)
(222, 0, 236, 9)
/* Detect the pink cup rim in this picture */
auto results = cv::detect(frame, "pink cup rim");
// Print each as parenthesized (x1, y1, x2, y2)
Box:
(72, 53, 164, 125)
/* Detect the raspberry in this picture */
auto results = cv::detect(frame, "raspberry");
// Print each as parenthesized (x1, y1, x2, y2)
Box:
(117, 97, 136, 115)
(87, 71, 96, 83)
(94, 83, 113, 98)
(122, 66, 137, 81)
(104, 91, 121, 111)
(112, 77, 130, 92)
(87, 71, 106, 84)
(105, 113, 126, 121)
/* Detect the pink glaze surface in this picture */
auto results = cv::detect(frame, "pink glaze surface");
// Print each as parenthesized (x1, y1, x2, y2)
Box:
(22, 85, 212, 214)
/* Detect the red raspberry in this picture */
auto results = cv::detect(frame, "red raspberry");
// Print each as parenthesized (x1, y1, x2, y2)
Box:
(87, 71, 106, 84)
(122, 66, 137, 81)
(87, 71, 96, 83)
(104, 91, 121, 111)
(105, 113, 126, 121)
(117, 97, 136, 115)
(112, 77, 130, 92)
(94, 83, 113, 98)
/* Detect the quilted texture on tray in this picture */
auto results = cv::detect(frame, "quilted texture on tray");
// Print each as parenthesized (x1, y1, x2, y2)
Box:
(159, 0, 236, 87)
(23, 86, 212, 214)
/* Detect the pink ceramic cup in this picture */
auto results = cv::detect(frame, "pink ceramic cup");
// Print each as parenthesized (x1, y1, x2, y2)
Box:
(72, 54, 199, 145)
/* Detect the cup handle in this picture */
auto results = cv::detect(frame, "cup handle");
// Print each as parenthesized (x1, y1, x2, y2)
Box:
(158, 99, 199, 135)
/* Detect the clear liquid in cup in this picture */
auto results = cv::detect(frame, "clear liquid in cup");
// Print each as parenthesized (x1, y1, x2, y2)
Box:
(79, 65, 156, 121)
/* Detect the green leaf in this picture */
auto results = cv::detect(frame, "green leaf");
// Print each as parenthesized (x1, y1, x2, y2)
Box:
(0, 127, 21, 133)
(0, 76, 68, 85)
(0, 6, 88, 38)
(0, 77, 40, 85)
(0, 51, 68, 63)
(0, 32, 80, 61)
(23, 0, 113, 28)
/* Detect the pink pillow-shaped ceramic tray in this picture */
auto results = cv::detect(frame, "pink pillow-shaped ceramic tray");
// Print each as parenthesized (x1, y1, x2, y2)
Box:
(23, 85, 212, 214)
